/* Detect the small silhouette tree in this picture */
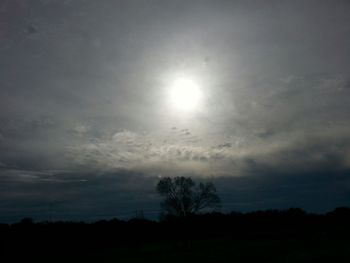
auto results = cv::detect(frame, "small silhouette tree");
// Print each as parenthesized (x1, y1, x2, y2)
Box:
(156, 176, 221, 218)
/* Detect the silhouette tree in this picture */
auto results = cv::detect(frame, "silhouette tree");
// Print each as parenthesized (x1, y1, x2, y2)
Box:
(156, 176, 221, 218)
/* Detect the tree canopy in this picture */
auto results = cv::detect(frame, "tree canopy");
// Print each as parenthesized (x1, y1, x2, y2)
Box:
(156, 176, 221, 218)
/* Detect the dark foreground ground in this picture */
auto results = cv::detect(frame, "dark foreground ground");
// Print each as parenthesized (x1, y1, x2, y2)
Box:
(2, 208, 350, 262)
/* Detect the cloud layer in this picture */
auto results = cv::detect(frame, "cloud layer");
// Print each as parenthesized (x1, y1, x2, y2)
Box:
(1, 0, 350, 221)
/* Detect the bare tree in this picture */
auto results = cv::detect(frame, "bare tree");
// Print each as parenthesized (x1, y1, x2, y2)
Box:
(156, 176, 221, 218)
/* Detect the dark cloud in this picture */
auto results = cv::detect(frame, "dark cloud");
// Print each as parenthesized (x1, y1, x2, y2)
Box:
(1, 0, 350, 221)
(0, 169, 160, 223)
(217, 168, 350, 213)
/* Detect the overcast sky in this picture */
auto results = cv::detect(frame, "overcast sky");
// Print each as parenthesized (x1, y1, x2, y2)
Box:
(1, 0, 350, 222)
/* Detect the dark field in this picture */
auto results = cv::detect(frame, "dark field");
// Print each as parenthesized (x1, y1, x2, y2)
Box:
(2, 208, 350, 262)
(51, 239, 350, 263)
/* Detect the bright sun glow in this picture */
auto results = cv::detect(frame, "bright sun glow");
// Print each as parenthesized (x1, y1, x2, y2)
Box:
(169, 77, 202, 111)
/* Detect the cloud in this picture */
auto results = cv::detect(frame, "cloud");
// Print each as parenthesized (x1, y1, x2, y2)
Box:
(1, 0, 350, 220)
(64, 119, 350, 178)
(0, 168, 160, 222)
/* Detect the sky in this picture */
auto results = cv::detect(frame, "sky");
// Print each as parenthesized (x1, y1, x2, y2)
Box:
(1, 0, 350, 222)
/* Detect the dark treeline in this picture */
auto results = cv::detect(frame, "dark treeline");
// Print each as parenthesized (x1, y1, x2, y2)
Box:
(2, 207, 350, 262)
(2, 207, 350, 246)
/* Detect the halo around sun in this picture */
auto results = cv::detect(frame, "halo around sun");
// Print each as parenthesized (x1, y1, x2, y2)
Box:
(169, 77, 202, 112)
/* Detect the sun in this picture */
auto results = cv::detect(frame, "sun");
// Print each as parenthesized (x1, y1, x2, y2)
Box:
(169, 77, 202, 112)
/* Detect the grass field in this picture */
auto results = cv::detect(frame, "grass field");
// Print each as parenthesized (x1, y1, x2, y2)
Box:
(35, 238, 350, 263)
